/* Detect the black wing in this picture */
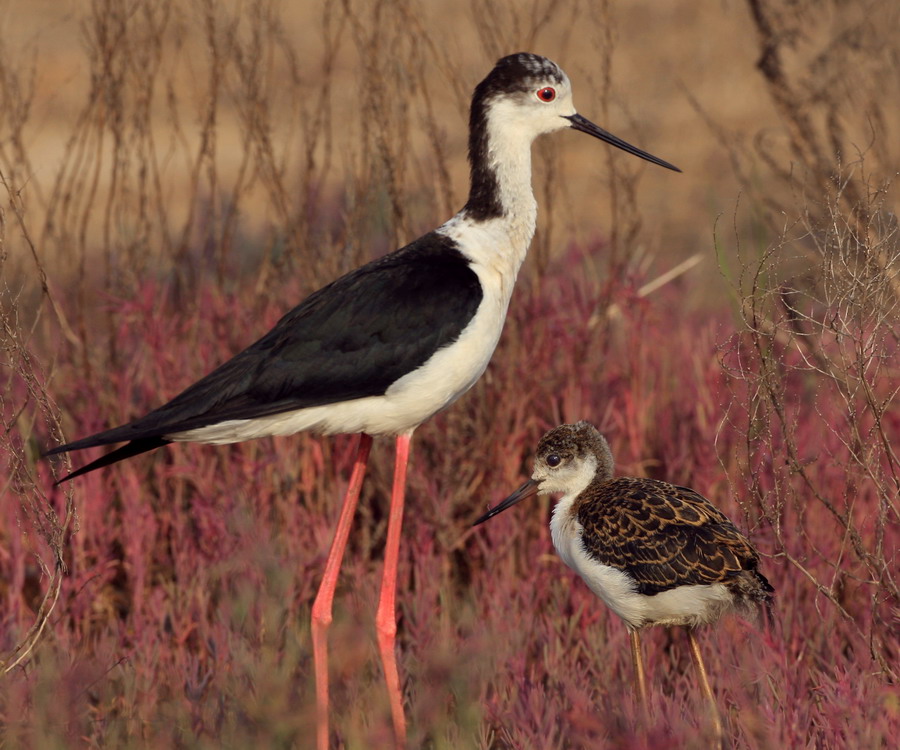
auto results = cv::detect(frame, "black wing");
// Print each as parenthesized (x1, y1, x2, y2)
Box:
(577, 478, 763, 596)
(46, 231, 482, 476)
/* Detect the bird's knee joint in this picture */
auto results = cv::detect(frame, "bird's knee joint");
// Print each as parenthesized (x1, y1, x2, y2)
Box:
(375, 617, 397, 644)
(311, 604, 333, 630)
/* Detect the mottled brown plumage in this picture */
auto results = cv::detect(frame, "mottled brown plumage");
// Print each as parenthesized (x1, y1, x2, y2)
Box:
(577, 478, 767, 599)
(477, 421, 772, 626)
(474, 420, 774, 735)
(528, 420, 772, 625)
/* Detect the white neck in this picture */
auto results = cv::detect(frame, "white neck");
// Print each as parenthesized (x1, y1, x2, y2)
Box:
(481, 102, 541, 260)
(441, 126, 538, 283)
(547, 454, 598, 569)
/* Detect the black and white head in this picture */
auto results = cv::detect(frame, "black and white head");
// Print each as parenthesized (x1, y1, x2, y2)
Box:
(473, 421, 615, 525)
(464, 53, 679, 219)
(531, 421, 615, 493)
(470, 53, 679, 169)
(469, 53, 576, 148)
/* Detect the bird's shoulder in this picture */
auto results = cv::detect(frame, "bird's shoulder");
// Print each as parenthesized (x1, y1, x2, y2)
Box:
(576, 477, 733, 530)
(270, 230, 481, 332)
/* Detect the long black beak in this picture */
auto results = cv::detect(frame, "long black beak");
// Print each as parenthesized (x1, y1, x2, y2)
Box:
(565, 113, 681, 173)
(473, 478, 541, 526)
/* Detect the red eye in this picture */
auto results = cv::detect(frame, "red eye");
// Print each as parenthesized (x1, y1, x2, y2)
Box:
(536, 87, 556, 102)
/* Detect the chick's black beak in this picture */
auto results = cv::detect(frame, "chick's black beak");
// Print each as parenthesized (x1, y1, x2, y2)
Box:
(473, 478, 541, 527)
(564, 113, 681, 172)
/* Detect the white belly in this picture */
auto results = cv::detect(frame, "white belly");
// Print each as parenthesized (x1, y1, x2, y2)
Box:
(557, 519, 735, 629)
(169, 257, 515, 443)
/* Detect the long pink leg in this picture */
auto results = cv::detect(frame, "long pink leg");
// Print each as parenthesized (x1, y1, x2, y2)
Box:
(375, 431, 413, 748)
(311, 433, 373, 750)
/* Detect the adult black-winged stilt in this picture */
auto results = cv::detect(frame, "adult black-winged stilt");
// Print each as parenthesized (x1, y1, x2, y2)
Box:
(474, 421, 773, 740)
(46, 55, 679, 748)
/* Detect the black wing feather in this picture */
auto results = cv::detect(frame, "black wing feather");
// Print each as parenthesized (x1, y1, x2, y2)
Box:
(46, 232, 482, 462)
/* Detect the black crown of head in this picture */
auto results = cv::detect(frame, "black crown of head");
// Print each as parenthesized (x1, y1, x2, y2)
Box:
(478, 53, 565, 97)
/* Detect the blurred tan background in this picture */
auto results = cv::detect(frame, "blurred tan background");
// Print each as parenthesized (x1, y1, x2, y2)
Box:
(2, 0, 898, 307)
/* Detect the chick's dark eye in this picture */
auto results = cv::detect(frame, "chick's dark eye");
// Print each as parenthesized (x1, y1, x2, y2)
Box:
(536, 86, 556, 102)
(546, 453, 561, 468)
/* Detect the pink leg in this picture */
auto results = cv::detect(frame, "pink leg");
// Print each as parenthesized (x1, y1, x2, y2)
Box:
(375, 432, 413, 748)
(311, 433, 373, 750)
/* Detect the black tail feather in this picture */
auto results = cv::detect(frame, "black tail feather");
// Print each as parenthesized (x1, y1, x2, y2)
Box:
(52, 437, 171, 484)
(44, 424, 156, 456)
